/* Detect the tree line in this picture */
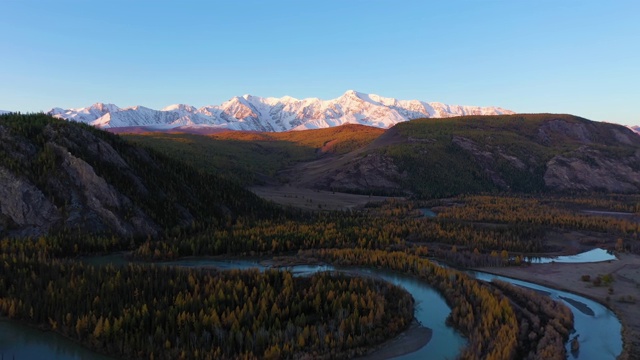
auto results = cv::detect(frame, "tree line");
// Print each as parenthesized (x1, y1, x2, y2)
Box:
(0, 243, 413, 359)
(306, 248, 574, 360)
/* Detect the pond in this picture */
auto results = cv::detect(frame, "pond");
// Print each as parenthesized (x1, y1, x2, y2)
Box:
(418, 208, 437, 218)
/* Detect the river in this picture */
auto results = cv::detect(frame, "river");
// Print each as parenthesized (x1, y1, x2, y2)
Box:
(0, 255, 623, 359)
(470, 271, 622, 360)
(0, 319, 114, 360)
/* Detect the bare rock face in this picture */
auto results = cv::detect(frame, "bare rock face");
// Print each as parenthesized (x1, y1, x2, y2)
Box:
(544, 147, 640, 192)
(50, 143, 159, 237)
(1, 114, 256, 240)
(611, 128, 637, 146)
(0, 167, 61, 237)
(550, 120, 592, 142)
(44, 124, 150, 195)
(536, 120, 593, 145)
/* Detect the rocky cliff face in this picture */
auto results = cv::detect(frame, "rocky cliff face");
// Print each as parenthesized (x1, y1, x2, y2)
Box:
(537, 118, 640, 192)
(473, 118, 640, 193)
(0, 166, 61, 237)
(544, 147, 640, 192)
(0, 121, 159, 238)
(55, 142, 159, 237)
(0, 113, 265, 239)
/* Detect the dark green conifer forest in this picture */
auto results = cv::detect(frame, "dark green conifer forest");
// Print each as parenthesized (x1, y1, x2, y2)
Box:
(2, 113, 638, 359)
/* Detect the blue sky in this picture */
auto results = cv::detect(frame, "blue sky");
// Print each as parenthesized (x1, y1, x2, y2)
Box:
(1, 0, 639, 125)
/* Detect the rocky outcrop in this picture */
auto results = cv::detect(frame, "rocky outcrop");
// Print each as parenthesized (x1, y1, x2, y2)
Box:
(44, 125, 150, 195)
(544, 147, 640, 192)
(51, 143, 159, 237)
(0, 117, 172, 238)
(536, 119, 593, 145)
(0, 167, 61, 237)
(536, 118, 640, 147)
(1, 113, 267, 240)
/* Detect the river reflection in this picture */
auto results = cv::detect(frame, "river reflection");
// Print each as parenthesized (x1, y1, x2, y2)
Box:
(527, 248, 617, 264)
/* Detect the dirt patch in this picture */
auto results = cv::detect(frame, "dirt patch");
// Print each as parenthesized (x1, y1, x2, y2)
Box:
(476, 253, 640, 360)
(250, 185, 399, 211)
(277, 126, 409, 194)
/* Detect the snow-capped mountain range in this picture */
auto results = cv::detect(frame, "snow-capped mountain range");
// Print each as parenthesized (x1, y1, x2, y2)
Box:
(48, 91, 514, 132)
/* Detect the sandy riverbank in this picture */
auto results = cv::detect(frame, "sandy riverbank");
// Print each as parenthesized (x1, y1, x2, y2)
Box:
(361, 320, 433, 360)
(475, 253, 640, 360)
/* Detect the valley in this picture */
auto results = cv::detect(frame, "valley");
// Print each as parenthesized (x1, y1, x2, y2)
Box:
(1, 113, 639, 360)
(250, 186, 396, 211)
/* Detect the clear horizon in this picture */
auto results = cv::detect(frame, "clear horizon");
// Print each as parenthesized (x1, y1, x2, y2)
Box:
(2, 0, 639, 125)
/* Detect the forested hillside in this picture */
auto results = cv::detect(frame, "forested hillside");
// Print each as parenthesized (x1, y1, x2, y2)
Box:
(0, 113, 272, 240)
(120, 114, 640, 199)
(290, 114, 640, 197)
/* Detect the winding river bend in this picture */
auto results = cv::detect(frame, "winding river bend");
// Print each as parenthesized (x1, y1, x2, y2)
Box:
(0, 255, 623, 359)
(470, 271, 622, 360)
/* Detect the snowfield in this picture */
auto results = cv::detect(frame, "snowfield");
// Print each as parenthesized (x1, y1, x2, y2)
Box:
(48, 90, 515, 132)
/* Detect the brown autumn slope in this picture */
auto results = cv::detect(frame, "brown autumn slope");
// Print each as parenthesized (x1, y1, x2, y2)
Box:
(125, 114, 640, 199)
(123, 124, 385, 185)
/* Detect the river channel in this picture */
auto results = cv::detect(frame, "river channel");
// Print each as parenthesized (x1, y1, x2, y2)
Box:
(0, 255, 623, 359)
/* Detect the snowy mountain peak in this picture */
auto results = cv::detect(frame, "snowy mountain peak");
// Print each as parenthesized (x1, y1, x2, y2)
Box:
(91, 102, 119, 111)
(341, 90, 365, 100)
(48, 91, 515, 132)
(162, 104, 197, 112)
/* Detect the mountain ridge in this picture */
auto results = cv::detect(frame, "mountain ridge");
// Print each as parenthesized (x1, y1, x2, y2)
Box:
(49, 90, 514, 132)
(290, 114, 640, 197)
